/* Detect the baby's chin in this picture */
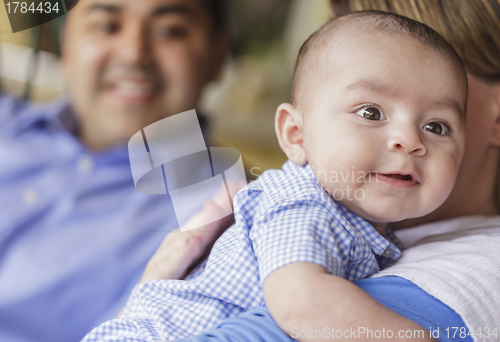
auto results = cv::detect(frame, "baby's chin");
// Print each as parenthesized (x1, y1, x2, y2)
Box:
(368, 209, 445, 229)
(343, 199, 439, 227)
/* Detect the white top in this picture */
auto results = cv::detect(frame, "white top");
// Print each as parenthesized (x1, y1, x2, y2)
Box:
(374, 216, 500, 342)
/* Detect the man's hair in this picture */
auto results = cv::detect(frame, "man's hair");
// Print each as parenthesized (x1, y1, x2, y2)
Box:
(64, 0, 79, 12)
(291, 10, 467, 105)
(199, 0, 226, 32)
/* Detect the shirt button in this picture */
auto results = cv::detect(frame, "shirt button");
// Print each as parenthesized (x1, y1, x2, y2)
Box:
(23, 188, 38, 206)
(382, 247, 394, 258)
(77, 154, 94, 176)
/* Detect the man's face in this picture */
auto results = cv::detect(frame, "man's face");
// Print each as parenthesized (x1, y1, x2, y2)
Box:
(300, 31, 467, 229)
(62, 0, 225, 148)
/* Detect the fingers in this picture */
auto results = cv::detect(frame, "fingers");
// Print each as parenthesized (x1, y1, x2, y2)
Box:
(140, 179, 247, 282)
(181, 179, 246, 233)
(140, 230, 205, 282)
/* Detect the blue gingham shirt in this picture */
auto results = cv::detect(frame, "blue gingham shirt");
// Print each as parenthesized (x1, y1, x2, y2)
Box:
(83, 161, 402, 342)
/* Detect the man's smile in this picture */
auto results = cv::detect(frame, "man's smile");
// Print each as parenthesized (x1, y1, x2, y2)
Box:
(105, 79, 162, 105)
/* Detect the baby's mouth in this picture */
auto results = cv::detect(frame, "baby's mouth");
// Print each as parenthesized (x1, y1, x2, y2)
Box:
(370, 172, 419, 187)
(382, 173, 413, 181)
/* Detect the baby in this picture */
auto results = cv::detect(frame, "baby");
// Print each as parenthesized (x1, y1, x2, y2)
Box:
(83, 11, 467, 342)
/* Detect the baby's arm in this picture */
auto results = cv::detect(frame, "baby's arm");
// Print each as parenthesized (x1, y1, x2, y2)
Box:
(263, 262, 435, 342)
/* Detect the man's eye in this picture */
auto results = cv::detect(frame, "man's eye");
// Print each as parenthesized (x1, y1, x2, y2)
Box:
(423, 122, 449, 135)
(155, 26, 188, 39)
(94, 22, 119, 33)
(355, 107, 386, 121)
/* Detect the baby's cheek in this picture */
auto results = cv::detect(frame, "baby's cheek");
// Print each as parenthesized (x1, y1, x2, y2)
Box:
(424, 156, 459, 209)
(441, 142, 464, 173)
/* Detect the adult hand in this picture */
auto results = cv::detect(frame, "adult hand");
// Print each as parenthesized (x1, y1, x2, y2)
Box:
(140, 180, 246, 282)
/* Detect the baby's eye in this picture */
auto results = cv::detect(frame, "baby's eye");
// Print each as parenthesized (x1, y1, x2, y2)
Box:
(423, 122, 450, 135)
(355, 107, 386, 121)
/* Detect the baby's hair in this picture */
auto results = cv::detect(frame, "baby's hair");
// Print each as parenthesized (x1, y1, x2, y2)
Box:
(291, 10, 467, 108)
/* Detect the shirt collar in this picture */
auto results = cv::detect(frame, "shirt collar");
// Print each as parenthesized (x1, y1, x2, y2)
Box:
(5, 99, 211, 165)
(282, 160, 403, 255)
(5, 95, 130, 163)
(281, 160, 319, 185)
(5, 95, 74, 137)
(383, 225, 405, 251)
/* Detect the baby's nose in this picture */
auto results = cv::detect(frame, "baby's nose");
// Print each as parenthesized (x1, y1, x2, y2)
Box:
(387, 125, 426, 156)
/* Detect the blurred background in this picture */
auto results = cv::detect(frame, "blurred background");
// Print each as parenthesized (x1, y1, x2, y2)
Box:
(0, 0, 332, 176)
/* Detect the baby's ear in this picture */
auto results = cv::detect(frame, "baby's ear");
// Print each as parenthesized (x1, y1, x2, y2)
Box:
(275, 103, 307, 165)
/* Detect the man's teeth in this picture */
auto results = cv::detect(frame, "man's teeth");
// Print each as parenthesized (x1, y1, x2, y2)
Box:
(114, 82, 154, 97)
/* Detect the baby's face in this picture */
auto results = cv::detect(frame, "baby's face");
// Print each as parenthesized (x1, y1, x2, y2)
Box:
(300, 33, 466, 228)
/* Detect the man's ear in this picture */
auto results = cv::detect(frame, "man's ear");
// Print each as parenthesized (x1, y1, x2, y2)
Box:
(489, 83, 500, 146)
(275, 103, 307, 165)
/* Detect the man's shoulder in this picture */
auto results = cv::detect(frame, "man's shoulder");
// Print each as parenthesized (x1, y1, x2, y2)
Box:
(0, 93, 71, 136)
(0, 93, 29, 123)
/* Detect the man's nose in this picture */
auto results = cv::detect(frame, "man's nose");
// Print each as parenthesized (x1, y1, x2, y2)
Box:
(387, 123, 426, 156)
(118, 24, 153, 66)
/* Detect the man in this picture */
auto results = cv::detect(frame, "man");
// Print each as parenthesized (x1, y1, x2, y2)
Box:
(0, 0, 227, 341)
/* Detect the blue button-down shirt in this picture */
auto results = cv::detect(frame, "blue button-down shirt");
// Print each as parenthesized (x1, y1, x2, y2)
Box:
(0, 93, 201, 342)
(83, 160, 402, 342)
